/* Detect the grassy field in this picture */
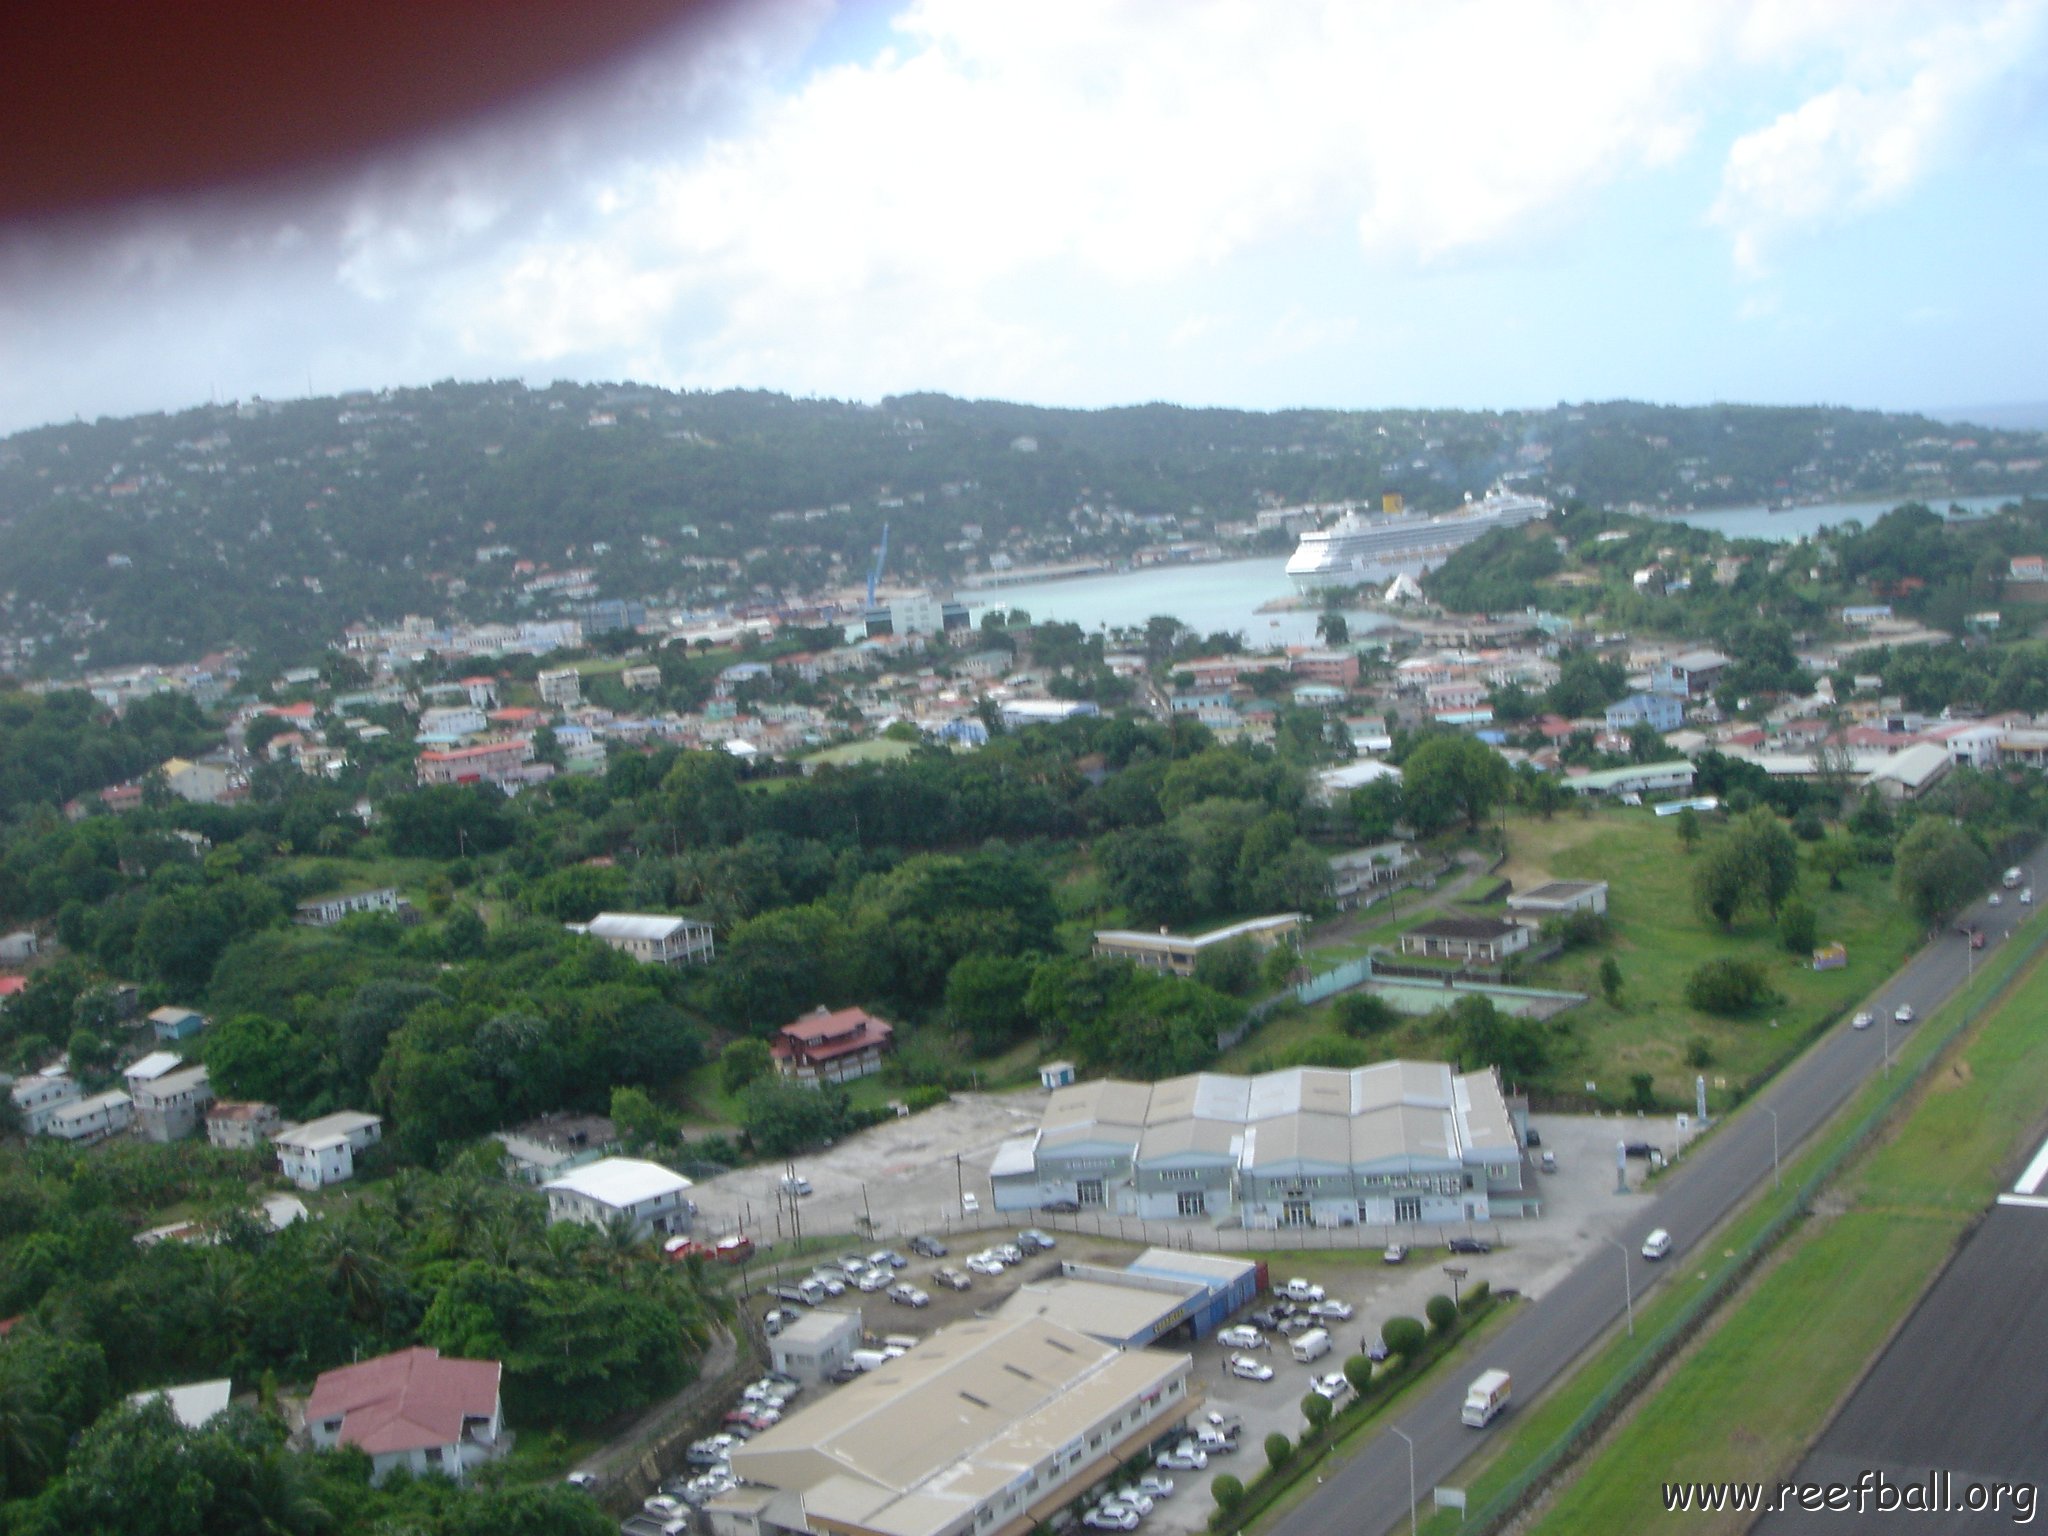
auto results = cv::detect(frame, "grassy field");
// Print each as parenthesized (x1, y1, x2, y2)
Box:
(1227, 806, 1919, 1102)
(1439, 926, 2048, 1535)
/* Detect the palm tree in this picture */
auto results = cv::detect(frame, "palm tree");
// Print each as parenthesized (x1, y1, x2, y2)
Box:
(230, 1445, 332, 1536)
(0, 1368, 59, 1500)
(310, 1219, 392, 1328)
(587, 1214, 653, 1282)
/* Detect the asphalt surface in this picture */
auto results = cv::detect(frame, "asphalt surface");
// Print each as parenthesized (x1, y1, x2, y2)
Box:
(1754, 1202, 2048, 1532)
(1270, 849, 2047, 1536)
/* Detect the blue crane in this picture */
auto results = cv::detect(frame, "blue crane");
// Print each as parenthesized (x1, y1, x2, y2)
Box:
(865, 522, 890, 609)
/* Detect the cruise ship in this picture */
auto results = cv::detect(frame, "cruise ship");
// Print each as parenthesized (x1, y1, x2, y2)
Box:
(1284, 485, 1550, 592)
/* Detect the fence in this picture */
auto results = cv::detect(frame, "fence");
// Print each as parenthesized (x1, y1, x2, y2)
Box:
(1461, 907, 2048, 1534)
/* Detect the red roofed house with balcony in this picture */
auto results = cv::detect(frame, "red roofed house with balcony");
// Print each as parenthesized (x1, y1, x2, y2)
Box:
(772, 1006, 895, 1088)
(415, 737, 533, 788)
(305, 1347, 504, 1485)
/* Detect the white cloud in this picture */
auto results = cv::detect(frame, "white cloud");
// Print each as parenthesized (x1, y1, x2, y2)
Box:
(1711, 0, 2048, 272)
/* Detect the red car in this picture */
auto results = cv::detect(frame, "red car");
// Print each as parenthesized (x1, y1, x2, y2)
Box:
(715, 1235, 755, 1263)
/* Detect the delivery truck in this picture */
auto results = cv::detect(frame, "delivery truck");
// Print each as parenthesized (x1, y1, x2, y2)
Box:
(1461, 1369, 1512, 1428)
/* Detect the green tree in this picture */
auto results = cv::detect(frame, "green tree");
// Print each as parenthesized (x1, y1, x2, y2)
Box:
(610, 1086, 673, 1151)
(1342, 1354, 1374, 1394)
(1808, 835, 1857, 891)
(1301, 1391, 1332, 1431)
(1315, 611, 1349, 646)
(1779, 897, 1819, 955)
(1597, 955, 1623, 1008)
(1684, 957, 1775, 1015)
(720, 1037, 773, 1095)
(1264, 1431, 1292, 1472)
(1094, 824, 1195, 927)
(1628, 1072, 1657, 1111)
(1675, 805, 1702, 853)
(1401, 734, 1510, 834)
(1893, 818, 1992, 925)
(1211, 1473, 1245, 1511)
(1193, 937, 1260, 997)
(1334, 993, 1398, 1037)
(944, 953, 1036, 1052)
(1425, 1294, 1457, 1333)
(1381, 1316, 1425, 1357)
(1450, 995, 1546, 1079)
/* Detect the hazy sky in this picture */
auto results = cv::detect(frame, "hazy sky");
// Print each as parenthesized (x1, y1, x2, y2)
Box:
(4, 0, 2046, 437)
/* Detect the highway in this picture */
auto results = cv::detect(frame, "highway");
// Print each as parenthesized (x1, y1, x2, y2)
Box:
(1270, 848, 2046, 1536)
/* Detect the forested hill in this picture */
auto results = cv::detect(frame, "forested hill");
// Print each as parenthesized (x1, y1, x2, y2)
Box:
(3, 381, 2043, 670)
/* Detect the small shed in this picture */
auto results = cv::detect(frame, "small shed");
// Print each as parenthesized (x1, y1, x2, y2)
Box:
(1039, 1061, 1077, 1091)
(769, 1308, 860, 1386)
(148, 1007, 207, 1042)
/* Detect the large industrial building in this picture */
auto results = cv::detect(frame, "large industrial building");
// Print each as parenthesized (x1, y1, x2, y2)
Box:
(989, 1062, 1530, 1227)
(716, 1314, 1197, 1536)
(998, 1249, 1261, 1349)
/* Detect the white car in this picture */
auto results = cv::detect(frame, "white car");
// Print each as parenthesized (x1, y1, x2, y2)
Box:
(966, 1252, 1006, 1277)
(1851, 1011, 1873, 1030)
(1277, 1277, 1325, 1303)
(780, 1175, 812, 1197)
(1642, 1228, 1673, 1261)
(1894, 1004, 1915, 1024)
(1308, 1299, 1354, 1321)
(1217, 1325, 1265, 1350)
(1989, 892, 2004, 906)
(995, 1243, 1025, 1265)
(1382, 1244, 1408, 1265)
(1135, 1474, 1175, 1500)
(1311, 1371, 1353, 1402)
(1227, 1354, 1274, 1382)
(857, 1268, 892, 1292)
(934, 1266, 973, 1291)
(1157, 1443, 1208, 1472)
(1083, 1509, 1139, 1532)
(644, 1495, 686, 1519)
(808, 1272, 846, 1297)
(1109, 1488, 1154, 1515)
(2023, 888, 2034, 906)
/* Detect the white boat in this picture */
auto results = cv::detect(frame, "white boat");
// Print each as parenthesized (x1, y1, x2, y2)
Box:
(1285, 485, 1550, 592)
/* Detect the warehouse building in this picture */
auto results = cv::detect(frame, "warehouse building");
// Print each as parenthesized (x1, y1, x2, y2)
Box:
(989, 1062, 1527, 1228)
(998, 1249, 1261, 1349)
(718, 1313, 1196, 1536)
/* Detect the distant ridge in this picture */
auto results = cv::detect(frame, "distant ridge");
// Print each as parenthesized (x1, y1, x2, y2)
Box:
(1928, 402, 2048, 432)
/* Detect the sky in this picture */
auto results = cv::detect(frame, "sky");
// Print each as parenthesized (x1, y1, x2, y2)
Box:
(3, 0, 2047, 438)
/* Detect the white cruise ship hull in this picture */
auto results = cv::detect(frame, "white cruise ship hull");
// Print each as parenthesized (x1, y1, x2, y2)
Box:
(1286, 491, 1548, 593)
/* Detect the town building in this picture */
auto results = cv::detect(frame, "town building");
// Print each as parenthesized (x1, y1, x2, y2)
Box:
(1289, 650, 1360, 688)
(622, 664, 663, 691)
(273, 1111, 383, 1189)
(768, 1308, 861, 1386)
(46, 1090, 135, 1144)
(1564, 760, 1698, 798)
(541, 1156, 695, 1239)
(1603, 692, 1684, 734)
(1091, 914, 1302, 979)
(206, 1100, 281, 1150)
(10, 1072, 81, 1135)
(1399, 916, 1532, 965)
(305, 1347, 504, 1486)
(989, 1062, 1527, 1227)
(1328, 843, 1419, 910)
(573, 911, 716, 966)
(295, 887, 410, 927)
(536, 667, 583, 706)
(1037, 1061, 1077, 1092)
(772, 1006, 895, 1087)
(1652, 649, 1731, 698)
(725, 1313, 1195, 1536)
(133, 1064, 214, 1143)
(997, 699, 1100, 728)
(415, 736, 537, 788)
(148, 1005, 207, 1042)
(997, 1250, 1260, 1349)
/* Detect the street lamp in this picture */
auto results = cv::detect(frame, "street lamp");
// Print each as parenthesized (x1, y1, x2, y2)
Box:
(1764, 1107, 1780, 1190)
(1389, 1425, 1418, 1536)
(1442, 1264, 1467, 1310)
(1605, 1236, 1634, 1338)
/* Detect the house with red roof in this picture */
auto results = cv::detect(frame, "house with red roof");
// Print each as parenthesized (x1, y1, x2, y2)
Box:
(304, 1347, 504, 1485)
(772, 1006, 895, 1088)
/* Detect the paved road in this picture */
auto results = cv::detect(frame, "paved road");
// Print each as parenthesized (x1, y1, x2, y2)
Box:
(1271, 850, 2046, 1536)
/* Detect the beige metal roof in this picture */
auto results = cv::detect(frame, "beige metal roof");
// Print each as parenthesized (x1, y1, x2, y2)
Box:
(1136, 1118, 1239, 1163)
(995, 1277, 1202, 1343)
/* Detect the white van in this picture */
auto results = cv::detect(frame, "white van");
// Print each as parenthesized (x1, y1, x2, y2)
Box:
(2005, 867, 2023, 889)
(796, 1277, 828, 1305)
(961, 1192, 981, 1215)
(848, 1348, 891, 1373)
(1289, 1328, 1332, 1364)
(1641, 1229, 1672, 1261)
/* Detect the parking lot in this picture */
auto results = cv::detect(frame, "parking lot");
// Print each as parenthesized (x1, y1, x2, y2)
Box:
(714, 1105, 1676, 1533)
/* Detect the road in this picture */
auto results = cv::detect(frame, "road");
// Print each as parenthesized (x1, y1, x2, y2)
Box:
(1271, 850, 2045, 1536)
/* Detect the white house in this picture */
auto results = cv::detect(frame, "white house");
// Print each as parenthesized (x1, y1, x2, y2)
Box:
(10, 1072, 81, 1135)
(206, 1100, 281, 1150)
(305, 1347, 504, 1486)
(273, 1111, 383, 1189)
(574, 912, 716, 967)
(542, 1156, 695, 1240)
(295, 888, 409, 927)
(128, 1379, 234, 1429)
(46, 1090, 135, 1144)
(133, 1064, 214, 1143)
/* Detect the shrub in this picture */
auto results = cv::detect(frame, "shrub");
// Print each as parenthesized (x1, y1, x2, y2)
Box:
(1425, 1294, 1457, 1334)
(1264, 1432, 1292, 1472)
(1779, 898, 1818, 956)
(1342, 1354, 1373, 1393)
(1463, 1279, 1490, 1310)
(903, 1084, 948, 1112)
(1628, 1072, 1657, 1112)
(1683, 957, 1775, 1015)
(1333, 994, 1398, 1038)
(1381, 1316, 1425, 1357)
(1598, 955, 1623, 1008)
(1683, 1036, 1715, 1069)
(1301, 1392, 1332, 1430)
(1211, 1474, 1244, 1511)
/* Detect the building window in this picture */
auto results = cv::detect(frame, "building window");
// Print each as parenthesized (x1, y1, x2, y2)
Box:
(1177, 1190, 1206, 1216)
(1077, 1179, 1105, 1207)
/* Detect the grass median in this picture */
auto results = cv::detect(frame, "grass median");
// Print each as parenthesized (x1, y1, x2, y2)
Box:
(1412, 916, 2046, 1535)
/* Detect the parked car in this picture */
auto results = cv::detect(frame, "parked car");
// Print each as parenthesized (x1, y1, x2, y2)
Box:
(762, 1307, 796, 1336)
(1217, 1325, 1265, 1350)
(966, 1252, 1006, 1277)
(1018, 1228, 1057, 1251)
(1524, 1125, 1542, 1147)
(1989, 891, 2004, 906)
(2023, 888, 2034, 905)
(839, 1253, 870, 1275)
(870, 1249, 908, 1270)
(1309, 1299, 1353, 1321)
(829, 1364, 863, 1384)
(995, 1242, 1025, 1265)
(1971, 929, 1987, 950)
(1894, 1004, 1916, 1024)
(564, 1471, 599, 1491)
(857, 1268, 892, 1292)
(780, 1174, 812, 1197)
(682, 1475, 735, 1506)
(713, 1234, 754, 1263)
(934, 1266, 973, 1290)
(1248, 1306, 1284, 1329)
(1205, 1410, 1243, 1438)
(1083, 1507, 1139, 1531)
(686, 1435, 737, 1466)
(908, 1234, 948, 1258)
(1277, 1314, 1314, 1337)
(1277, 1277, 1325, 1303)
(770, 1283, 812, 1307)
(1852, 1011, 1874, 1030)
(888, 1283, 931, 1307)
(1192, 1426, 1236, 1454)
(1110, 1487, 1155, 1515)
(644, 1495, 686, 1519)
(1366, 1338, 1389, 1363)
(1040, 1199, 1080, 1214)
(1228, 1354, 1274, 1382)
(1621, 1142, 1661, 1160)
(1311, 1371, 1354, 1403)
(1157, 1443, 1208, 1471)
(1382, 1244, 1407, 1265)
(808, 1271, 846, 1297)
(1447, 1237, 1492, 1255)
(961, 1192, 981, 1214)
(1538, 1151, 1558, 1174)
